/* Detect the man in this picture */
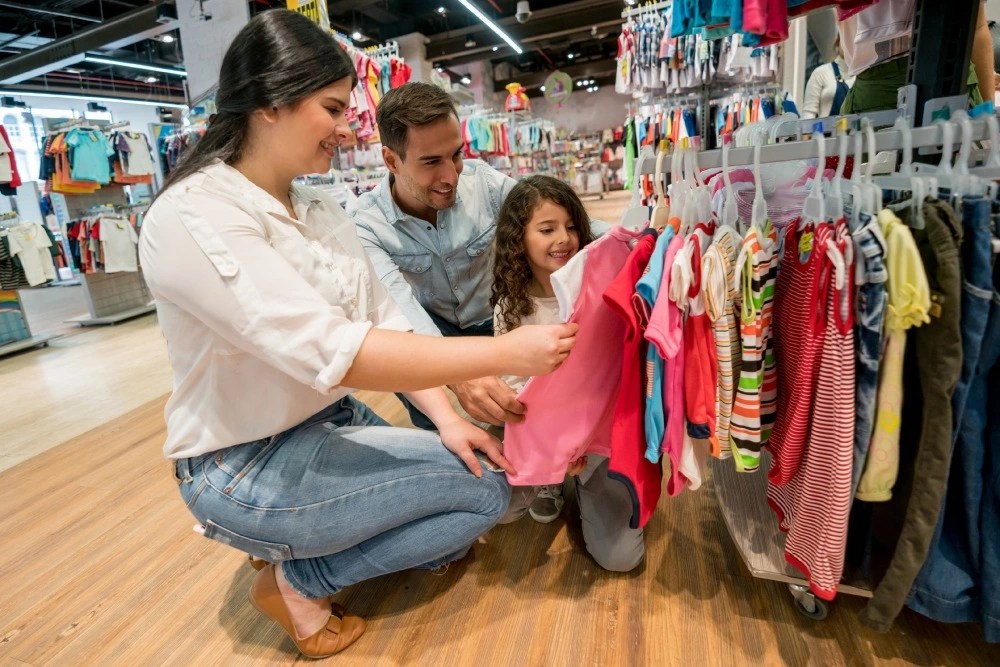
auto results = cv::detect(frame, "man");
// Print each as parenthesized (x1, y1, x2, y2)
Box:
(350, 82, 607, 431)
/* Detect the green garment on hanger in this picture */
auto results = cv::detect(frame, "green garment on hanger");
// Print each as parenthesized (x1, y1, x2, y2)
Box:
(840, 58, 984, 115)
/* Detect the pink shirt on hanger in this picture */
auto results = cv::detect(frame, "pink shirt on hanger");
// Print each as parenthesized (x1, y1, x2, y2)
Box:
(504, 226, 644, 486)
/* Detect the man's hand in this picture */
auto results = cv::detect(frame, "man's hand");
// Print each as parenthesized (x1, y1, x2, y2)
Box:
(450, 376, 526, 427)
(567, 455, 588, 477)
(437, 418, 517, 478)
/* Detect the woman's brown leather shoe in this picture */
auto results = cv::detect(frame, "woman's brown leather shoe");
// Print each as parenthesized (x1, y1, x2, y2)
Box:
(248, 564, 366, 658)
(248, 555, 269, 572)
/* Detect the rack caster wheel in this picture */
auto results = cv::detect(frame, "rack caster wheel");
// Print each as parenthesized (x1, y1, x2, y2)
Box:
(789, 584, 828, 620)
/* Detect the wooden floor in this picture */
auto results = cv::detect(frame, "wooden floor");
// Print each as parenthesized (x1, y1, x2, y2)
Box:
(2, 191, 999, 665)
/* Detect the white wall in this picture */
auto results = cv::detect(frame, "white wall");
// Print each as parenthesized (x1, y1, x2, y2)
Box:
(517, 87, 631, 134)
(987, 0, 1000, 23)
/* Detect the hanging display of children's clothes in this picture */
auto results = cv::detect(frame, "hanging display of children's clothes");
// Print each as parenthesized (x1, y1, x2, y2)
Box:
(0, 125, 21, 195)
(0, 221, 60, 288)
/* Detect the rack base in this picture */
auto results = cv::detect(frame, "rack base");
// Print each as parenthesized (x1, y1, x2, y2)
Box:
(0, 334, 58, 358)
(65, 303, 156, 327)
(712, 452, 872, 599)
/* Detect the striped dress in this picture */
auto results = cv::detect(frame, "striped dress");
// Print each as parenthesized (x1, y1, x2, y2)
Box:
(767, 219, 856, 601)
(702, 225, 741, 458)
(768, 220, 829, 486)
(729, 220, 778, 472)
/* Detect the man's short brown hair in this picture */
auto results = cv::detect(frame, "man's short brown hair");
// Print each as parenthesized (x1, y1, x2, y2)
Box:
(376, 82, 459, 159)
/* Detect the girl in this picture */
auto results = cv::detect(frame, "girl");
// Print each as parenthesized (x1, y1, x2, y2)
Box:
(139, 11, 577, 659)
(490, 176, 645, 572)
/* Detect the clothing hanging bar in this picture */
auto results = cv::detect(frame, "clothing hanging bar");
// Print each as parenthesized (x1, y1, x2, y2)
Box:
(621, 0, 672, 20)
(757, 109, 901, 145)
(644, 115, 997, 171)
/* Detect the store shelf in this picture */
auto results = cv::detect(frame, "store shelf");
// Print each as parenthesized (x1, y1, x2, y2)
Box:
(65, 303, 156, 327)
(0, 334, 58, 358)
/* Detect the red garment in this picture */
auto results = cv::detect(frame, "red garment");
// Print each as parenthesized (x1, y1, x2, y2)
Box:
(767, 219, 856, 601)
(0, 126, 21, 187)
(768, 220, 828, 487)
(603, 232, 663, 530)
(389, 59, 412, 89)
(683, 234, 719, 452)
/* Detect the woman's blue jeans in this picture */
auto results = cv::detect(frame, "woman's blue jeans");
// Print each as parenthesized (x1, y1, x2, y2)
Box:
(174, 396, 511, 599)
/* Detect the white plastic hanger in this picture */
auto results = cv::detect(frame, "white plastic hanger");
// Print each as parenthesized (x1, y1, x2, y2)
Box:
(827, 119, 848, 222)
(861, 118, 883, 212)
(720, 133, 741, 230)
(621, 146, 653, 230)
(802, 129, 827, 225)
(651, 141, 671, 230)
(750, 136, 767, 229)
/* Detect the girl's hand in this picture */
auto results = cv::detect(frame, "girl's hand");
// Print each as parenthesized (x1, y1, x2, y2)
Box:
(437, 418, 517, 478)
(567, 455, 588, 477)
(498, 323, 578, 377)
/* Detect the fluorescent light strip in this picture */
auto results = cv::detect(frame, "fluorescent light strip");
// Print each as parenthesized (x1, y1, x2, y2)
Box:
(84, 56, 187, 78)
(455, 0, 523, 54)
(0, 90, 188, 109)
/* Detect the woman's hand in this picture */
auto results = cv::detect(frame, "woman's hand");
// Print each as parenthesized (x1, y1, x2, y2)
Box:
(498, 323, 579, 377)
(438, 418, 517, 478)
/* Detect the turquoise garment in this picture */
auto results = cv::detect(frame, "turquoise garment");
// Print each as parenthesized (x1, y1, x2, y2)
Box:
(635, 226, 676, 463)
(65, 128, 113, 184)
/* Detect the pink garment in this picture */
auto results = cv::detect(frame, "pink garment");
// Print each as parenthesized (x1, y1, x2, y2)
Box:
(645, 233, 688, 496)
(742, 0, 767, 36)
(504, 227, 643, 486)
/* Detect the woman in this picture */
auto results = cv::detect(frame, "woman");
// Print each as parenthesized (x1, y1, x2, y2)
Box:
(139, 10, 577, 659)
(801, 36, 855, 120)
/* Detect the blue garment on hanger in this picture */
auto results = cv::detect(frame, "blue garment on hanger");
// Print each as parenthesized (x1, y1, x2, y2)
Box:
(761, 97, 776, 119)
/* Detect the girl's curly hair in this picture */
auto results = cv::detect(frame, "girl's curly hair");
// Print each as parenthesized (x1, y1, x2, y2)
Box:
(490, 175, 596, 334)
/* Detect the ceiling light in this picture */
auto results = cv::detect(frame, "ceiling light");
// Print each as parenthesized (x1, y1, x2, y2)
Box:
(456, 0, 523, 54)
(63, 67, 83, 74)
(352, 31, 363, 40)
(465, 37, 476, 48)
(0, 89, 187, 108)
(567, 53, 574, 59)
(84, 56, 187, 77)
(438, 6, 446, 13)
(492, 46, 498, 51)
(461, 76, 472, 85)
(145, 76, 159, 83)
(160, 34, 176, 43)
(540, 85, 546, 92)
(626, 0, 636, 5)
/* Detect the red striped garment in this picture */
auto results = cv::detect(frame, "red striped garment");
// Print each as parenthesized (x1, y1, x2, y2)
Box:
(768, 219, 830, 486)
(767, 219, 856, 601)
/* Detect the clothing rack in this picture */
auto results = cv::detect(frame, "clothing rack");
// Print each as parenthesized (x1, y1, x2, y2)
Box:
(47, 117, 90, 135)
(0, 211, 59, 355)
(102, 120, 131, 133)
(621, 0, 672, 20)
(51, 188, 154, 326)
(668, 114, 994, 171)
(365, 41, 400, 61)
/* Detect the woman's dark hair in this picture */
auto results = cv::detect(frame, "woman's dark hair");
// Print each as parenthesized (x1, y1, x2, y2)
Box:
(160, 9, 357, 193)
(491, 175, 595, 334)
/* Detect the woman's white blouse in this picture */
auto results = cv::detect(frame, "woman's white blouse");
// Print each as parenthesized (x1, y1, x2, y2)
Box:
(139, 160, 411, 459)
